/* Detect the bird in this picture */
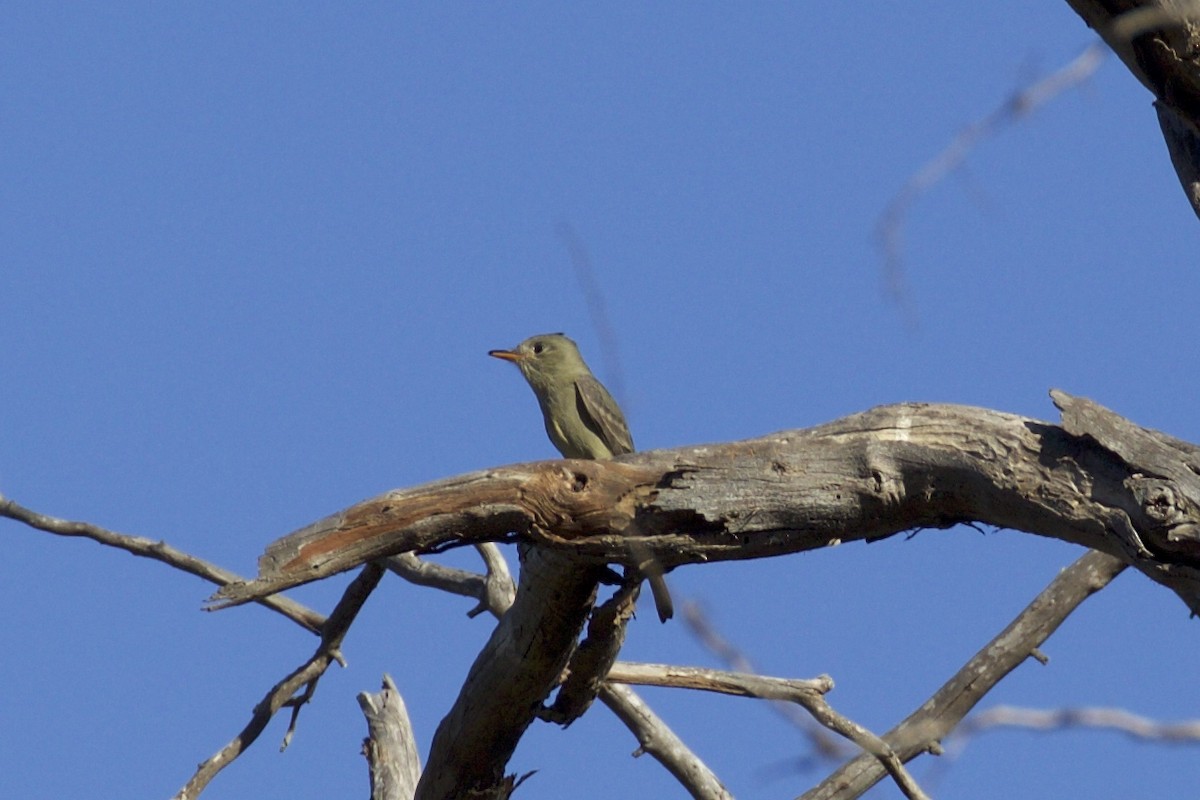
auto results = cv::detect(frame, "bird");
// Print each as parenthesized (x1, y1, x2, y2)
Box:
(489, 332, 674, 622)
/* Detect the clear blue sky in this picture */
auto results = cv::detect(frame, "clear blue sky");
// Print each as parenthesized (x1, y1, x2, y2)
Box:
(3, 4, 1198, 799)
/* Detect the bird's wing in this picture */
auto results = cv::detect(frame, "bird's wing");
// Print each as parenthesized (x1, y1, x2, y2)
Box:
(574, 374, 635, 455)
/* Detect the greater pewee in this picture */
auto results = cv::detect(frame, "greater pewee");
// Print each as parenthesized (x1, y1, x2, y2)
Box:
(489, 332, 674, 622)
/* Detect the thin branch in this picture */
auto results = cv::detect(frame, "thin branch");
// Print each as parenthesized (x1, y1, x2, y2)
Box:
(796, 691, 929, 800)
(384, 545, 516, 618)
(172, 562, 385, 800)
(555, 221, 628, 404)
(598, 683, 734, 800)
(875, 43, 1106, 320)
(385, 551, 486, 597)
(608, 661, 833, 701)
(802, 549, 1127, 800)
(475, 543, 518, 615)
(684, 602, 852, 759)
(954, 705, 1200, 746)
(608, 663, 928, 800)
(0, 493, 324, 633)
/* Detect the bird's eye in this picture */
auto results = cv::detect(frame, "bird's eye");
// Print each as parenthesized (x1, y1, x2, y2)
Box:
(532, 343, 544, 354)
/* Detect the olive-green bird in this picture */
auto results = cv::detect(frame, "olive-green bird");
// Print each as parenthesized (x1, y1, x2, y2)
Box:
(489, 332, 674, 622)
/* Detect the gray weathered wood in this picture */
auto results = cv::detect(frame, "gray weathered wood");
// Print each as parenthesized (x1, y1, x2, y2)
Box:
(358, 674, 421, 800)
(205, 393, 1200, 800)
(211, 395, 1200, 615)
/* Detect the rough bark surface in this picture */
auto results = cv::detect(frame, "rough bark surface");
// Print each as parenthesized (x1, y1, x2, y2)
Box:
(207, 393, 1200, 799)
(213, 394, 1200, 614)
(415, 546, 601, 799)
(358, 675, 421, 800)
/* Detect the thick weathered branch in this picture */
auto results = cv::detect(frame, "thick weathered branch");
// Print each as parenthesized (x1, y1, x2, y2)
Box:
(414, 546, 602, 799)
(389, 542, 723, 798)
(212, 395, 1200, 614)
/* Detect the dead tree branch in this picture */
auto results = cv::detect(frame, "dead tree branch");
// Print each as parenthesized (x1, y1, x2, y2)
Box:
(801, 549, 1127, 800)
(605, 664, 930, 800)
(952, 704, 1200, 745)
(199, 391, 1200, 798)
(0, 494, 324, 633)
(684, 601, 853, 760)
(1065, 0, 1200, 218)
(212, 393, 1200, 616)
(13, 392, 1188, 798)
(173, 562, 385, 800)
(359, 674, 422, 800)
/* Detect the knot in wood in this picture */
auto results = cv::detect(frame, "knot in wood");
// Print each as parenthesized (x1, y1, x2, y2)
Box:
(1129, 476, 1200, 556)
(522, 460, 659, 544)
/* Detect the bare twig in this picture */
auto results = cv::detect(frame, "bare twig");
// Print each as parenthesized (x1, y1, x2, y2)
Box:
(385, 551, 486, 597)
(796, 690, 930, 800)
(555, 221, 627, 404)
(384, 546, 516, 619)
(608, 663, 929, 800)
(954, 705, 1200, 746)
(0, 493, 324, 633)
(875, 43, 1106, 320)
(608, 662, 833, 698)
(802, 549, 1127, 800)
(918, 703, 1200, 790)
(475, 542, 518, 615)
(598, 683, 734, 800)
(684, 602, 852, 759)
(172, 562, 385, 800)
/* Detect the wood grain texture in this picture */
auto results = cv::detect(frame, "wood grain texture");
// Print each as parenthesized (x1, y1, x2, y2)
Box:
(203, 393, 1200, 799)
(211, 394, 1200, 615)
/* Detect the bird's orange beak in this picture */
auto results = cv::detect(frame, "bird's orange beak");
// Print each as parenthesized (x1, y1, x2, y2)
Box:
(488, 349, 523, 363)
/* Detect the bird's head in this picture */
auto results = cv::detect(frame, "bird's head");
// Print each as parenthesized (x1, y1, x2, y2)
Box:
(488, 332, 587, 390)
